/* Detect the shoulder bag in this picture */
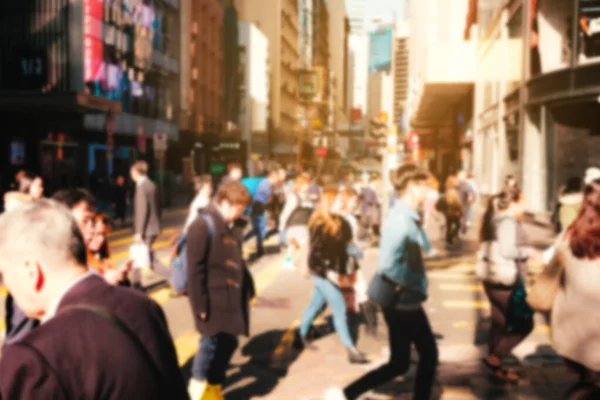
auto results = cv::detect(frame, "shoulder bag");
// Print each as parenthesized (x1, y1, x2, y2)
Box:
(366, 273, 403, 310)
(528, 244, 566, 313)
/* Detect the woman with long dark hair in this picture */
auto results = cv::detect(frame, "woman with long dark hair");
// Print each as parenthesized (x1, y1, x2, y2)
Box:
(478, 187, 536, 383)
(298, 189, 368, 364)
(531, 178, 600, 398)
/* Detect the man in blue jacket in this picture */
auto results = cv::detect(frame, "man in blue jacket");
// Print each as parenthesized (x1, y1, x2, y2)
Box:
(326, 164, 439, 400)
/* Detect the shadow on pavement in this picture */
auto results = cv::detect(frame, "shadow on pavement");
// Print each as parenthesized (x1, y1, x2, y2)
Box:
(222, 329, 302, 400)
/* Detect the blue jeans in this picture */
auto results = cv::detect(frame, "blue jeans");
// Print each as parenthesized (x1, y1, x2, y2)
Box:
(244, 214, 267, 255)
(299, 274, 354, 348)
(191, 333, 239, 384)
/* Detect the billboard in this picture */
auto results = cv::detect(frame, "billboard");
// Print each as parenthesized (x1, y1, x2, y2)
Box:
(83, 0, 160, 113)
(369, 28, 393, 73)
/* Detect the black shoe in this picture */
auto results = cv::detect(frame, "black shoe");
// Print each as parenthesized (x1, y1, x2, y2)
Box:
(347, 347, 369, 364)
(300, 336, 318, 351)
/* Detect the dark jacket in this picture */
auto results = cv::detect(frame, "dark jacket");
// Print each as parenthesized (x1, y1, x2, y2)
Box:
(186, 205, 255, 337)
(134, 178, 161, 239)
(308, 215, 352, 277)
(0, 275, 188, 400)
(3, 294, 39, 348)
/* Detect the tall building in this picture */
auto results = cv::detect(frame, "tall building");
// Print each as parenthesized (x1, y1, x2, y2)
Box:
(299, 0, 314, 68)
(0, 0, 180, 194)
(472, 0, 600, 221)
(312, 0, 330, 132)
(394, 25, 410, 135)
(345, 0, 365, 35)
(408, 0, 474, 178)
(179, 0, 225, 175)
(328, 0, 349, 129)
(236, 0, 300, 163)
(222, 0, 242, 134)
(238, 21, 270, 167)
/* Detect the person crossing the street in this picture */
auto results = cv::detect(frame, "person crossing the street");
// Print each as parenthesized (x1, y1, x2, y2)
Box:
(186, 181, 255, 400)
(298, 188, 368, 364)
(0, 199, 188, 399)
(326, 164, 438, 400)
(130, 160, 170, 289)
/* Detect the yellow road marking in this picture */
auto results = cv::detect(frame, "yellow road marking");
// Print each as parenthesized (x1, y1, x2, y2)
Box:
(429, 272, 477, 280)
(107, 208, 187, 238)
(110, 239, 171, 262)
(149, 287, 172, 305)
(175, 256, 284, 365)
(439, 283, 483, 292)
(443, 300, 490, 310)
(109, 228, 175, 247)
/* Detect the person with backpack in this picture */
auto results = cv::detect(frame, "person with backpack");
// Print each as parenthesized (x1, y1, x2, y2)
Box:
(170, 175, 214, 296)
(186, 181, 255, 399)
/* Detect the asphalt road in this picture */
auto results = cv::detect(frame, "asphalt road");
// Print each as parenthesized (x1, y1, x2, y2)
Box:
(0, 210, 582, 399)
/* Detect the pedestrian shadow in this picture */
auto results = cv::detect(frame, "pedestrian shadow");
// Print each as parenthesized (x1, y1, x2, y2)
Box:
(221, 329, 304, 399)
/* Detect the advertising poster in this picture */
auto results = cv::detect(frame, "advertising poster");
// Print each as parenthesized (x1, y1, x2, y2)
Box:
(369, 28, 393, 73)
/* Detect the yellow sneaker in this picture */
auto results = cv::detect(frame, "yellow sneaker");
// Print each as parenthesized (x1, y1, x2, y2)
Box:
(188, 379, 207, 400)
(200, 384, 224, 400)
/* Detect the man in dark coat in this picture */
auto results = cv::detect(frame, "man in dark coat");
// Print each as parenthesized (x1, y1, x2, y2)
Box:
(186, 181, 255, 399)
(130, 160, 169, 288)
(0, 199, 188, 399)
(4, 188, 97, 348)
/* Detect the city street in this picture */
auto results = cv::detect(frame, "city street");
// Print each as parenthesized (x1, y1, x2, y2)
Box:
(0, 211, 581, 399)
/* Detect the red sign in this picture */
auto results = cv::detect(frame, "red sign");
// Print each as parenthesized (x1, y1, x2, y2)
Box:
(83, 0, 104, 82)
(316, 147, 327, 158)
(350, 108, 362, 123)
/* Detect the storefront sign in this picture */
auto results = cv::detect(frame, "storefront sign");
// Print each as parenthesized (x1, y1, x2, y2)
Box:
(83, 0, 104, 83)
(298, 69, 318, 102)
(316, 147, 327, 158)
(10, 140, 25, 166)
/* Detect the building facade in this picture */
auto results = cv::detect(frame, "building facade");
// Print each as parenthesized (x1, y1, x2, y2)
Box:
(328, 0, 349, 130)
(472, 0, 600, 220)
(408, 0, 474, 179)
(394, 26, 410, 135)
(236, 0, 300, 163)
(0, 0, 180, 196)
(238, 21, 270, 167)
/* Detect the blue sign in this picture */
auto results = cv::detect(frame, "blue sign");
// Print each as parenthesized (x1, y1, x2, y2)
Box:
(369, 28, 393, 73)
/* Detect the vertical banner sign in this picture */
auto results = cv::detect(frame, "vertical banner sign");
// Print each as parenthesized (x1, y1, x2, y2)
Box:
(57, 133, 66, 161)
(106, 112, 115, 160)
(137, 123, 146, 153)
(83, 0, 103, 83)
(369, 28, 393, 73)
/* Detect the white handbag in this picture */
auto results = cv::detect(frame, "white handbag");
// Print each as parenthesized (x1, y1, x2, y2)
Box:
(129, 242, 151, 270)
(475, 241, 518, 286)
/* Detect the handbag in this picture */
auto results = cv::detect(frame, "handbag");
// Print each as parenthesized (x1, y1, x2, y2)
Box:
(367, 273, 403, 310)
(528, 242, 566, 312)
(129, 242, 151, 270)
(506, 280, 534, 333)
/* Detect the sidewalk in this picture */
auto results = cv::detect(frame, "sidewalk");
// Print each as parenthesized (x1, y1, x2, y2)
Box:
(258, 214, 573, 400)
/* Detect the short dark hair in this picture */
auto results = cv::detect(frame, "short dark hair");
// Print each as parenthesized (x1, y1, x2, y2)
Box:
(391, 164, 429, 193)
(18, 171, 40, 194)
(51, 188, 97, 210)
(266, 162, 282, 177)
(214, 181, 251, 206)
(131, 160, 148, 176)
(227, 162, 242, 173)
